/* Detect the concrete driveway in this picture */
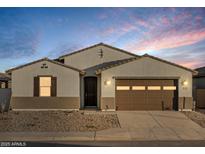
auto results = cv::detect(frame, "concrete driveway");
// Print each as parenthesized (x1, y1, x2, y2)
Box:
(114, 111, 205, 141)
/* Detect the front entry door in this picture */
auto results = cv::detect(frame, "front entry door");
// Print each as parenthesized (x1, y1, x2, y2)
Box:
(84, 77, 97, 107)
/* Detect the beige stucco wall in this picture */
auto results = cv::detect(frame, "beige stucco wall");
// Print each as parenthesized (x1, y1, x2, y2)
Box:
(63, 45, 134, 70)
(101, 57, 193, 98)
(12, 60, 80, 97)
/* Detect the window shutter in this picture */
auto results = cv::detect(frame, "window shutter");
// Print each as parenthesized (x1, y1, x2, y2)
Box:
(34, 77, 39, 96)
(51, 77, 57, 97)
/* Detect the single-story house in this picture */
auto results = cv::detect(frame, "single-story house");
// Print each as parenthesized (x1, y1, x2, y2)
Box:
(193, 67, 205, 108)
(0, 73, 11, 111)
(0, 73, 11, 88)
(6, 43, 197, 111)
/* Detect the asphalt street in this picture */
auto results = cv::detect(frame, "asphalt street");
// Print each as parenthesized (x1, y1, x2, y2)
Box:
(23, 140, 205, 147)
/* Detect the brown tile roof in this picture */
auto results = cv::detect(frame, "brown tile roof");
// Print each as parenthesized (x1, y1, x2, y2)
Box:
(95, 57, 140, 74)
(59, 42, 139, 59)
(96, 54, 197, 75)
(6, 58, 85, 74)
(194, 66, 205, 77)
(86, 57, 138, 72)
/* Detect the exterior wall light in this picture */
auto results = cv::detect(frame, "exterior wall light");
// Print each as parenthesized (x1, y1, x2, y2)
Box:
(181, 80, 188, 86)
(104, 80, 111, 86)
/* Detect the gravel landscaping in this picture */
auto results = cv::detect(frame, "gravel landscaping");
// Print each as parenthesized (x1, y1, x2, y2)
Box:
(0, 111, 120, 132)
(183, 111, 205, 128)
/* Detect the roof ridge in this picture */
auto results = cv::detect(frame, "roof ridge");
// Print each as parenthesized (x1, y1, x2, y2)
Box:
(59, 42, 139, 59)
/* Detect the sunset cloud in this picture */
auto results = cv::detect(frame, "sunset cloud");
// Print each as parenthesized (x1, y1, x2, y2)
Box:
(1, 8, 205, 71)
(126, 28, 205, 52)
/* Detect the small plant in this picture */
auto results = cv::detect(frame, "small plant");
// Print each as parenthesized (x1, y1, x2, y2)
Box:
(0, 103, 4, 113)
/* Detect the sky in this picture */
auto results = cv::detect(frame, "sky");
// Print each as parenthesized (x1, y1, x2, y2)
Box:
(0, 7, 205, 72)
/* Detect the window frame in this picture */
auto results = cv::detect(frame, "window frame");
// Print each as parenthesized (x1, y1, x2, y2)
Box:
(39, 76, 52, 97)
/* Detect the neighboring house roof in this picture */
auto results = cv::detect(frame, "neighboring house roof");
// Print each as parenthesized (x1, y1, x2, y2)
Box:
(6, 58, 85, 74)
(96, 54, 197, 75)
(194, 67, 205, 77)
(0, 73, 11, 81)
(59, 42, 139, 59)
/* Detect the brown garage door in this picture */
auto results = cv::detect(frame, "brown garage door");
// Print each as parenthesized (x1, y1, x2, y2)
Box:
(115, 79, 177, 110)
(196, 89, 205, 108)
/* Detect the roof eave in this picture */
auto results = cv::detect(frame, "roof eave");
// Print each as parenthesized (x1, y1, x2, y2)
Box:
(95, 54, 197, 75)
(6, 58, 84, 74)
(143, 54, 197, 74)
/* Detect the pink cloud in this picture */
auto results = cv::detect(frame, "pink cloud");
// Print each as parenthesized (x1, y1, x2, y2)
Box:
(173, 12, 192, 22)
(176, 61, 203, 69)
(161, 16, 170, 25)
(101, 22, 137, 37)
(195, 16, 203, 20)
(102, 27, 116, 36)
(125, 28, 205, 52)
(121, 23, 136, 33)
(128, 14, 151, 29)
(136, 19, 149, 28)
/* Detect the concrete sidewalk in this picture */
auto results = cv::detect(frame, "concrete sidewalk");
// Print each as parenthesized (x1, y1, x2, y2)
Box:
(0, 132, 95, 141)
(1, 127, 205, 141)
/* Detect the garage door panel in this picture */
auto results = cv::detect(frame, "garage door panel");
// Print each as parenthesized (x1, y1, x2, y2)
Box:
(163, 99, 173, 110)
(117, 99, 146, 105)
(115, 79, 177, 111)
(130, 91, 146, 97)
(162, 80, 174, 86)
(117, 104, 134, 110)
(147, 98, 163, 105)
(163, 91, 174, 97)
(116, 80, 132, 86)
(130, 80, 146, 85)
(147, 91, 162, 97)
(116, 91, 130, 97)
(146, 105, 163, 110)
(132, 105, 148, 110)
(115, 97, 131, 103)
(132, 99, 146, 105)
(146, 80, 162, 85)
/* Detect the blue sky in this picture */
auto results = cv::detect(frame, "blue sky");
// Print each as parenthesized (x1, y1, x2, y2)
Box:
(0, 8, 205, 72)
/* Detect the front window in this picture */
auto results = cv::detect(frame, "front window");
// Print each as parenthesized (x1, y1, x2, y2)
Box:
(39, 77, 51, 96)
